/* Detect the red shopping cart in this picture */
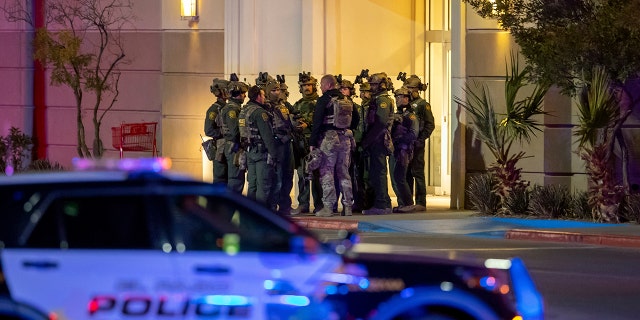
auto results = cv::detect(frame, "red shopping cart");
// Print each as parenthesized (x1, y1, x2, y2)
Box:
(111, 122, 158, 158)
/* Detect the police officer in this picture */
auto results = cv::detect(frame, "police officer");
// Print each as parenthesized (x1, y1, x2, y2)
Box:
(360, 72, 394, 215)
(239, 85, 278, 206)
(291, 72, 322, 215)
(337, 77, 361, 213)
(403, 75, 435, 211)
(355, 81, 374, 211)
(220, 75, 249, 193)
(204, 78, 230, 184)
(309, 74, 356, 217)
(257, 73, 295, 215)
(390, 87, 419, 213)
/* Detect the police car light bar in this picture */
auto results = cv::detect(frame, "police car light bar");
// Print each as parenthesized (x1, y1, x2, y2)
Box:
(73, 157, 172, 172)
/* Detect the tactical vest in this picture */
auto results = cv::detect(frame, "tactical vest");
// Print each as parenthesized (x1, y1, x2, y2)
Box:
(271, 102, 292, 139)
(220, 100, 241, 137)
(214, 103, 226, 137)
(323, 96, 353, 129)
(239, 103, 261, 145)
(206, 101, 225, 139)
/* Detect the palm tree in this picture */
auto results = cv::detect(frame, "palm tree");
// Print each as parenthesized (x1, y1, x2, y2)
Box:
(575, 66, 624, 222)
(455, 53, 550, 213)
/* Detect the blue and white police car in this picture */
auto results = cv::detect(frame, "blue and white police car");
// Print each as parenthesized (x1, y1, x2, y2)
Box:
(0, 158, 544, 320)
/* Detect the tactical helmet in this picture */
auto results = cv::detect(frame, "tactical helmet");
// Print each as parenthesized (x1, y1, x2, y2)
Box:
(339, 79, 355, 91)
(298, 72, 318, 86)
(210, 78, 230, 97)
(367, 72, 388, 84)
(359, 82, 371, 92)
(279, 82, 289, 99)
(403, 75, 428, 91)
(256, 72, 280, 92)
(227, 73, 248, 96)
(394, 86, 411, 97)
(228, 81, 249, 96)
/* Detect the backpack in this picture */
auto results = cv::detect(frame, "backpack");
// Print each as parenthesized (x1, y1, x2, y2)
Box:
(329, 96, 353, 129)
(239, 103, 259, 144)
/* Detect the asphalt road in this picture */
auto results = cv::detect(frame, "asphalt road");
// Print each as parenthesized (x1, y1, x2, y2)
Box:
(314, 230, 640, 320)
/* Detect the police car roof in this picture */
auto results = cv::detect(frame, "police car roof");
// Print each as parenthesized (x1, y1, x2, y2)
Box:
(0, 158, 195, 186)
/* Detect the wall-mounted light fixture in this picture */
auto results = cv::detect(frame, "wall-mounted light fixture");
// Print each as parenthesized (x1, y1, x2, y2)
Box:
(181, 0, 198, 21)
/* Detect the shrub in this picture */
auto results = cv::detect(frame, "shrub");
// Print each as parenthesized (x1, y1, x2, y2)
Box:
(27, 159, 66, 172)
(570, 190, 593, 220)
(0, 127, 33, 174)
(620, 194, 640, 224)
(529, 184, 572, 218)
(466, 173, 500, 215)
(502, 187, 530, 216)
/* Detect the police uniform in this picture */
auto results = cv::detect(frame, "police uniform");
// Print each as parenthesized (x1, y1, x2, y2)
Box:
(240, 100, 277, 206)
(269, 99, 295, 215)
(292, 91, 320, 214)
(390, 89, 420, 212)
(204, 78, 230, 184)
(360, 73, 394, 215)
(221, 96, 245, 193)
(404, 75, 436, 210)
(355, 82, 374, 211)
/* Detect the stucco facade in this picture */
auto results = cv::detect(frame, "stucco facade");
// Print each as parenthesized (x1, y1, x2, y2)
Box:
(5, 0, 634, 209)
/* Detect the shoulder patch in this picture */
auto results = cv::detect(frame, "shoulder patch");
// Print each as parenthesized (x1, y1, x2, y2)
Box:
(262, 112, 269, 121)
(410, 114, 417, 121)
(412, 103, 418, 108)
(208, 111, 216, 121)
(228, 110, 237, 119)
(380, 102, 388, 109)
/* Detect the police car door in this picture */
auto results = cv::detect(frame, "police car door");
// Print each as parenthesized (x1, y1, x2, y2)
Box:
(2, 192, 175, 319)
(168, 193, 342, 320)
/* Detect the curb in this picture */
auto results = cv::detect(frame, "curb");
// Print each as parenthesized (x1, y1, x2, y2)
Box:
(505, 229, 640, 248)
(291, 217, 358, 231)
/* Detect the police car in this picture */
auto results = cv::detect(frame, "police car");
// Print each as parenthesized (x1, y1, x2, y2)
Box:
(0, 158, 543, 320)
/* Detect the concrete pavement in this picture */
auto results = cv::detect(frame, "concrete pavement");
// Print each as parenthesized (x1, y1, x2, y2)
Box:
(291, 195, 640, 249)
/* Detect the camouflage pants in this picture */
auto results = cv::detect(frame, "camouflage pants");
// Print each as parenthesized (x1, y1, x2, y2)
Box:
(319, 130, 353, 208)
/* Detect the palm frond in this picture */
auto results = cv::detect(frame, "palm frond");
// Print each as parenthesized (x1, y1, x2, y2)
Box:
(455, 82, 501, 155)
(574, 66, 618, 148)
(500, 52, 550, 144)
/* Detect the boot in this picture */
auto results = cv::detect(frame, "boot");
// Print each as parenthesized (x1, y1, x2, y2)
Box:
(343, 206, 353, 216)
(315, 207, 333, 217)
(291, 206, 309, 215)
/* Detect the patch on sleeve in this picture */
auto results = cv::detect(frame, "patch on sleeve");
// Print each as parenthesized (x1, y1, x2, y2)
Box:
(409, 114, 417, 121)
(262, 112, 269, 121)
(379, 102, 388, 109)
(208, 111, 216, 121)
(228, 110, 237, 119)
